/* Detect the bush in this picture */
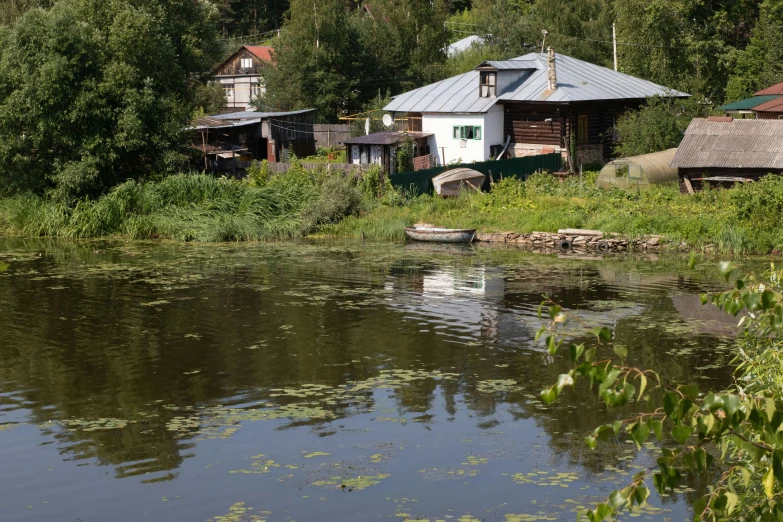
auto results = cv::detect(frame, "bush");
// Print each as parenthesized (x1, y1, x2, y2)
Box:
(299, 175, 363, 234)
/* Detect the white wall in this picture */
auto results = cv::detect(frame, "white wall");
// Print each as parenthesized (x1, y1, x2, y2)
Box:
(422, 105, 505, 165)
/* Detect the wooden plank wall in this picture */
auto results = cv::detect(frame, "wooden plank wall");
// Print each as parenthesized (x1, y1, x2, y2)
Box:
(504, 103, 564, 146)
(216, 48, 265, 76)
(313, 124, 352, 149)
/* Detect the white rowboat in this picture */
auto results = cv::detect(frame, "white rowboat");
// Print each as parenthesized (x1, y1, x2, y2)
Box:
(432, 168, 486, 197)
(404, 226, 477, 243)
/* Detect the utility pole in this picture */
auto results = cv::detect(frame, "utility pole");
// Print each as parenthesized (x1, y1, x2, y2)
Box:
(612, 23, 618, 71)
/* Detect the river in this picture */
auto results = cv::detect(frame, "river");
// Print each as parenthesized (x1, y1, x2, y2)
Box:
(0, 238, 743, 521)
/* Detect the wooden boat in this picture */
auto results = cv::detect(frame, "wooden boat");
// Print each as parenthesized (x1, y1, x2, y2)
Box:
(404, 226, 477, 243)
(432, 168, 486, 197)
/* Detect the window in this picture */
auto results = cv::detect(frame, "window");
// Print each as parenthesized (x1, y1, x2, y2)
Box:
(250, 84, 263, 98)
(224, 85, 234, 99)
(452, 126, 482, 140)
(241, 57, 253, 69)
(577, 115, 589, 144)
(480, 72, 496, 98)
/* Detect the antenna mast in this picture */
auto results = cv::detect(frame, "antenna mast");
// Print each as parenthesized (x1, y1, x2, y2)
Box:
(612, 23, 618, 71)
(540, 30, 548, 55)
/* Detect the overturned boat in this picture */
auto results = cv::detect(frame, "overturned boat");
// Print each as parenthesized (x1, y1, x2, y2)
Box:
(432, 168, 486, 197)
(404, 226, 477, 243)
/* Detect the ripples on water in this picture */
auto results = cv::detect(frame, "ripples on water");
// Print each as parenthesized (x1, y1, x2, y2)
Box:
(0, 239, 744, 521)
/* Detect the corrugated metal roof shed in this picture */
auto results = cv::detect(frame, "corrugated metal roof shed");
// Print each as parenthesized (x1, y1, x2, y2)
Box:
(756, 82, 783, 96)
(384, 52, 688, 114)
(191, 109, 315, 130)
(671, 119, 783, 169)
(718, 95, 781, 111)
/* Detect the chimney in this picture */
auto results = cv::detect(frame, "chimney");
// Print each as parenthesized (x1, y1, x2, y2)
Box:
(547, 47, 557, 91)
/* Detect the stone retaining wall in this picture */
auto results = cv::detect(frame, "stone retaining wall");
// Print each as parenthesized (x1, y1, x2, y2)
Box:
(474, 231, 680, 252)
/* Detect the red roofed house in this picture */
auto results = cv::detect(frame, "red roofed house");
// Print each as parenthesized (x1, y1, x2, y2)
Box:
(214, 46, 274, 109)
(753, 82, 783, 119)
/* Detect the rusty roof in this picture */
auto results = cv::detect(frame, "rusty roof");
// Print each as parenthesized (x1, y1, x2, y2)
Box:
(756, 81, 783, 96)
(752, 97, 783, 113)
(244, 45, 274, 62)
(671, 118, 783, 169)
(343, 131, 433, 145)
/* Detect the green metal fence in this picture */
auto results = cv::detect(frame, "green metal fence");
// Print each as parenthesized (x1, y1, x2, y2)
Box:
(389, 153, 563, 194)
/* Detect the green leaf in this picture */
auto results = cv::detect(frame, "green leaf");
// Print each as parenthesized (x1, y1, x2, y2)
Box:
(678, 384, 699, 401)
(546, 336, 557, 356)
(725, 492, 738, 515)
(764, 466, 775, 499)
(556, 373, 574, 392)
(630, 421, 650, 449)
(724, 394, 741, 420)
(688, 251, 697, 269)
(762, 289, 777, 310)
(651, 419, 663, 441)
(767, 398, 776, 423)
(608, 490, 628, 510)
(613, 420, 623, 434)
(613, 345, 628, 359)
(569, 344, 584, 364)
(663, 391, 679, 418)
(540, 388, 557, 405)
(637, 373, 647, 400)
(591, 326, 612, 343)
(584, 347, 597, 363)
(718, 261, 734, 282)
(672, 422, 691, 444)
(699, 293, 708, 305)
(599, 369, 621, 395)
(585, 436, 597, 450)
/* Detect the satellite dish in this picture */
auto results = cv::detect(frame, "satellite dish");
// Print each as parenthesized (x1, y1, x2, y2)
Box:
(382, 114, 393, 127)
(365, 117, 370, 135)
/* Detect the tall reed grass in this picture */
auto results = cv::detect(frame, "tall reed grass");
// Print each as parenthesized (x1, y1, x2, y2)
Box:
(0, 173, 363, 242)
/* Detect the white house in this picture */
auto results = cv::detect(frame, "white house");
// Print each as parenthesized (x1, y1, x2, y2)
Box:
(214, 46, 273, 110)
(380, 49, 688, 169)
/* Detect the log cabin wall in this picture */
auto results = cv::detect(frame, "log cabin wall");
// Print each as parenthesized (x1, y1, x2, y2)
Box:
(567, 99, 646, 162)
(503, 103, 566, 147)
(268, 112, 316, 159)
(216, 48, 266, 76)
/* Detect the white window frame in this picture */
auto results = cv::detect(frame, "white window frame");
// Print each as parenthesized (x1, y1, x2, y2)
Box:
(240, 57, 253, 69)
(479, 72, 496, 98)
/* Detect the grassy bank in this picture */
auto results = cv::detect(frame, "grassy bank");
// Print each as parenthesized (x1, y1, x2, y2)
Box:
(329, 172, 783, 255)
(3, 168, 783, 254)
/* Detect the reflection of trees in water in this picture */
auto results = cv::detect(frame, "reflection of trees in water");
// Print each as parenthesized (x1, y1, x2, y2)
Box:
(0, 239, 732, 491)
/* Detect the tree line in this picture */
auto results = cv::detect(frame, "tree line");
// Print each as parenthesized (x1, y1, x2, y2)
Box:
(0, 0, 781, 200)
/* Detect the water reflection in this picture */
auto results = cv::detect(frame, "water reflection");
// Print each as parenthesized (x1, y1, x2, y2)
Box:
(0, 238, 740, 521)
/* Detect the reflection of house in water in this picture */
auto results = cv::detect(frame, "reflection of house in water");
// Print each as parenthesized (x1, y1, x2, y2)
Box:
(386, 265, 515, 344)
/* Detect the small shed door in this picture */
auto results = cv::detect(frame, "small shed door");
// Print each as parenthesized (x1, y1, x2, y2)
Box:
(360, 146, 368, 164)
(351, 145, 360, 165)
(371, 145, 383, 165)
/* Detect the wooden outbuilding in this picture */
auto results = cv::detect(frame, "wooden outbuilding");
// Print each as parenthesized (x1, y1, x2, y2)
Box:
(344, 131, 433, 174)
(670, 117, 783, 192)
(192, 109, 316, 175)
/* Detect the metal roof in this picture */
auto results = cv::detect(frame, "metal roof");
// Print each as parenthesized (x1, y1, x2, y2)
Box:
(446, 35, 486, 57)
(718, 95, 781, 111)
(384, 52, 688, 114)
(671, 119, 783, 169)
(343, 131, 433, 145)
(480, 60, 539, 70)
(756, 82, 783, 96)
(753, 97, 783, 113)
(191, 109, 316, 130)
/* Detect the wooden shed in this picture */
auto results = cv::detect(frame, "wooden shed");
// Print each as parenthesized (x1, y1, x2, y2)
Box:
(344, 131, 433, 174)
(214, 46, 274, 109)
(671, 117, 783, 192)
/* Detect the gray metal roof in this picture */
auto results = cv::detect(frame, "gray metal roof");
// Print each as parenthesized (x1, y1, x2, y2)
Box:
(671, 118, 783, 169)
(481, 60, 539, 70)
(191, 109, 316, 130)
(446, 35, 486, 57)
(209, 109, 315, 120)
(384, 52, 689, 114)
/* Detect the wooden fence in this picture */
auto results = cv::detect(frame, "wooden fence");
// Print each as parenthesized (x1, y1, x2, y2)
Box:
(389, 153, 563, 195)
(313, 124, 352, 150)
